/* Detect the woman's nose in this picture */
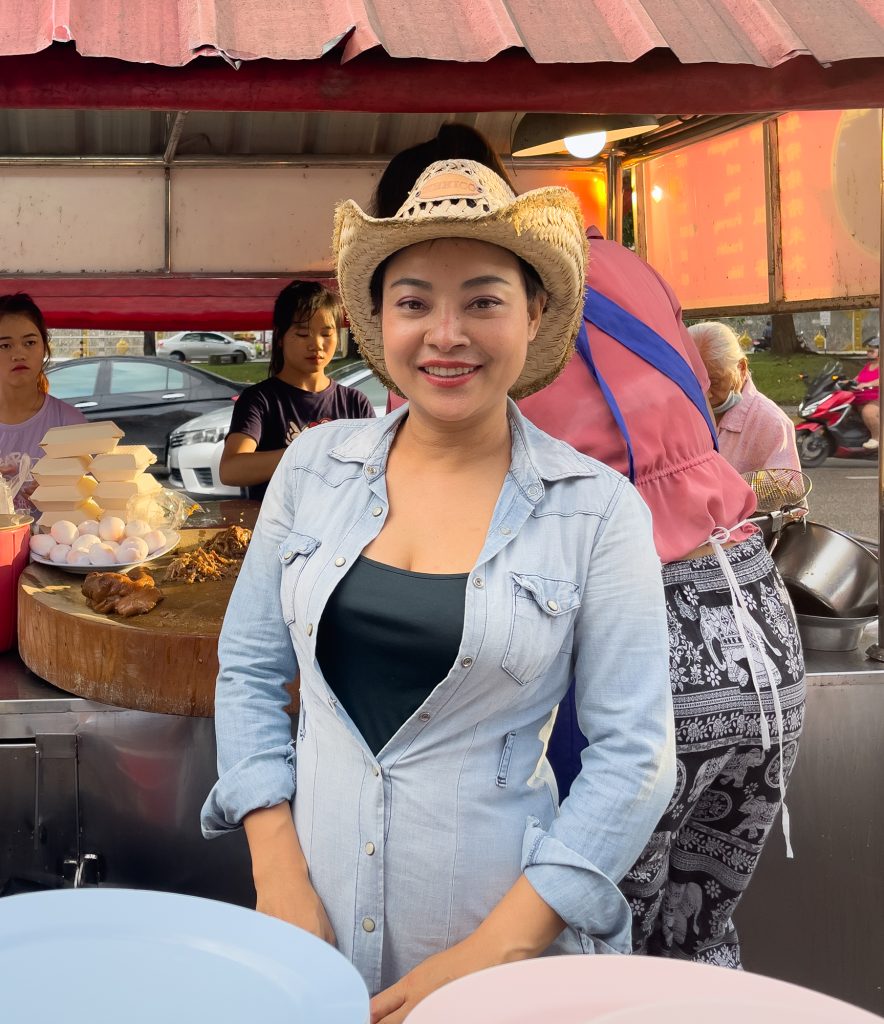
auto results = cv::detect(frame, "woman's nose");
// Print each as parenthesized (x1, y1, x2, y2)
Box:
(425, 310, 468, 350)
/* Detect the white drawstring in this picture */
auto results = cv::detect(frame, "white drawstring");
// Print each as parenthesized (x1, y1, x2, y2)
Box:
(707, 522, 794, 858)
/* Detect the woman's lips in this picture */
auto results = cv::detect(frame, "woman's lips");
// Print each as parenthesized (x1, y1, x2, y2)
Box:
(419, 364, 481, 388)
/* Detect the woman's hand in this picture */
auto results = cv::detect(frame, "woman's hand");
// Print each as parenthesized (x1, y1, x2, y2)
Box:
(255, 870, 336, 946)
(370, 875, 565, 1023)
(244, 803, 336, 945)
(370, 935, 499, 1024)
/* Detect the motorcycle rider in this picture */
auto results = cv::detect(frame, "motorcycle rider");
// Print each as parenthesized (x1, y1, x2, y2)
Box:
(854, 336, 879, 450)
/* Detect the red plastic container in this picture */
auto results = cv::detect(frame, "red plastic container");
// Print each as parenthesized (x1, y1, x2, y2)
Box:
(0, 514, 33, 652)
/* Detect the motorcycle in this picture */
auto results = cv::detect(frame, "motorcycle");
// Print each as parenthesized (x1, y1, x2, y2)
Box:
(794, 361, 875, 467)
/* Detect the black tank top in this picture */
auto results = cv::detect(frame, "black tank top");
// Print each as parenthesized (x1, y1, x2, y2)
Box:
(315, 555, 468, 754)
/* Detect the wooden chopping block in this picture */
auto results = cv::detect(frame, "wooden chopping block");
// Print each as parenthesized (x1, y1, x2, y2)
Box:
(17, 527, 239, 717)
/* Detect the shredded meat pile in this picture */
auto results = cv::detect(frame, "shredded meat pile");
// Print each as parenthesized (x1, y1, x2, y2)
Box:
(203, 525, 252, 559)
(164, 547, 238, 584)
(82, 566, 165, 618)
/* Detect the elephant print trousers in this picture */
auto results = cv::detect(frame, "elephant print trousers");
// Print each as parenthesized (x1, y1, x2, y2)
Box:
(620, 532, 806, 968)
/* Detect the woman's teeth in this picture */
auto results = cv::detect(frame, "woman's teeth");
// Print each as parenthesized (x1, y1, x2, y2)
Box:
(422, 366, 476, 377)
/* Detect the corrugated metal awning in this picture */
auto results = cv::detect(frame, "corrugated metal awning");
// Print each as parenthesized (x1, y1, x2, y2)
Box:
(2, 0, 883, 69)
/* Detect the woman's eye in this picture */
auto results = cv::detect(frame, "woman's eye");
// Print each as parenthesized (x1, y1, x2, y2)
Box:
(470, 297, 501, 310)
(396, 299, 426, 312)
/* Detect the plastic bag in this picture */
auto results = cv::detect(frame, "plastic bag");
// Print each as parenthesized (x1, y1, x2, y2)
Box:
(117, 488, 202, 531)
(0, 453, 34, 515)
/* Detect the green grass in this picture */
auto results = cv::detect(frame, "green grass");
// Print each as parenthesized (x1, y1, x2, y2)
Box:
(204, 356, 360, 385)
(746, 351, 866, 406)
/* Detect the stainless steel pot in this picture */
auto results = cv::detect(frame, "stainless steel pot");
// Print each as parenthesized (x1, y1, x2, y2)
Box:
(773, 521, 879, 618)
(796, 613, 876, 652)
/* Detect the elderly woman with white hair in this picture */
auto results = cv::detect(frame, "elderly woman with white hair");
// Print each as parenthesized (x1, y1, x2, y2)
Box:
(689, 321, 800, 475)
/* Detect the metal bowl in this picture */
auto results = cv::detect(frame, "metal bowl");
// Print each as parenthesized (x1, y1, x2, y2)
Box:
(796, 612, 876, 652)
(773, 520, 878, 618)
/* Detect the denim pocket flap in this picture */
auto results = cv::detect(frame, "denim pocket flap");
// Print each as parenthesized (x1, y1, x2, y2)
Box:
(510, 573, 581, 616)
(277, 531, 320, 564)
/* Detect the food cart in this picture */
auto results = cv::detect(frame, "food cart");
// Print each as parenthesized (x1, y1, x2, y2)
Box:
(0, 4, 883, 1015)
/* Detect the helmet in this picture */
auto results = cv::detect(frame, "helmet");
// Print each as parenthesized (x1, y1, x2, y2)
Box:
(867, 336, 879, 350)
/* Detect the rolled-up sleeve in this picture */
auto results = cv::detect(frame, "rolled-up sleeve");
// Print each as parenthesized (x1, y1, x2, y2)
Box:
(523, 478, 675, 951)
(200, 449, 301, 838)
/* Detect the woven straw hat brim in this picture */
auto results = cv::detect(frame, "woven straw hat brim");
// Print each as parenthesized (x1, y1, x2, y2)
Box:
(334, 187, 587, 400)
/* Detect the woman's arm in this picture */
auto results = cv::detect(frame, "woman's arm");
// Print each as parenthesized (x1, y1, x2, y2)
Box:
(219, 432, 287, 487)
(244, 803, 335, 944)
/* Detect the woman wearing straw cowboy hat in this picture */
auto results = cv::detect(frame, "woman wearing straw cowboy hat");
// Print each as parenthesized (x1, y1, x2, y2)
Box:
(202, 160, 674, 1021)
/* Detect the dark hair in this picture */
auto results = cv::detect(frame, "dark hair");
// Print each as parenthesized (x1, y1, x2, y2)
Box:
(269, 281, 342, 377)
(0, 292, 51, 391)
(369, 124, 515, 218)
(368, 125, 546, 316)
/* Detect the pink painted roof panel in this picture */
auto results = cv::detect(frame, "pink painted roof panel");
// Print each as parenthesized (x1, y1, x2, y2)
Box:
(0, 0, 882, 67)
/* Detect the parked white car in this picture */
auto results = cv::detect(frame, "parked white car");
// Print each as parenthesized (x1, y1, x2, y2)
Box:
(166, 361, 389, 497)
(157, 331, 257, 363)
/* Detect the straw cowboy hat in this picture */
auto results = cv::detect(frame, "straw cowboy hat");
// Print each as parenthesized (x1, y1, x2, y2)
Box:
(333, 159, 588, 399)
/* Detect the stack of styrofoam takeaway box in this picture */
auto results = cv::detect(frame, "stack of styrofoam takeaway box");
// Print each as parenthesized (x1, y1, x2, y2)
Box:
(30, 421, 159, 530)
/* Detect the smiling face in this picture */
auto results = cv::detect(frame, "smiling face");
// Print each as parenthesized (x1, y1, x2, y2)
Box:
(380, 238, 543, 426)
(281, 307, 339, 383)
(0, 313, 47, 391)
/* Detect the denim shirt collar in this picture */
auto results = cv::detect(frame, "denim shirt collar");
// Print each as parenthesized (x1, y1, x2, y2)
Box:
(328, 397, 597, 503)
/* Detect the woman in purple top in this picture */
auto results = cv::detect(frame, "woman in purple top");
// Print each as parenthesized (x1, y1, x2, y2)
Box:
(220, 281, 375, 501)
(0, 293, 86, 509)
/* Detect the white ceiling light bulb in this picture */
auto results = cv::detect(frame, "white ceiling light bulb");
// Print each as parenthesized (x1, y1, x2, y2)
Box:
(563, 130, 607, 159)
(651, 185, 664, 203)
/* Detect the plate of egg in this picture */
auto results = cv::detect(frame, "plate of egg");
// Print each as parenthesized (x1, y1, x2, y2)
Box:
(29, 516, 180, 574)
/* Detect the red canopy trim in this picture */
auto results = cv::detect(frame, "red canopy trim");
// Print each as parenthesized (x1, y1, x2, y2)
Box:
(1, 45, 884, 115)
(0, 276, 335, 331)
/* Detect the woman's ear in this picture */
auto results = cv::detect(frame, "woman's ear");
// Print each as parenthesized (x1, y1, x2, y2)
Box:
(526, 297, 546, 345)
(738, 357, 750, 387)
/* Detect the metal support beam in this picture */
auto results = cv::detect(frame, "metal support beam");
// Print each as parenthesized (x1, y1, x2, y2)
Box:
(606, 150, 623, 243)
(163, 111, 189, 165)
(866, 107, 884, 662)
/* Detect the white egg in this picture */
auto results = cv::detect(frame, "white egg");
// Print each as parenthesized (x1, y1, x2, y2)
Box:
(78, 520, 101, 536)
(50, 521, 79, 546)
(89, 543, 118, 566)
(49, 544, 72, 564)
(66, 549, 93, 566)
(30, 534, 57, 557)
(98, 516, 126, 543)
(124, 518, 152, 539)
(142, 530, 168, 554)
(123, 536, 148, 558)
(71, 534, 101, 553)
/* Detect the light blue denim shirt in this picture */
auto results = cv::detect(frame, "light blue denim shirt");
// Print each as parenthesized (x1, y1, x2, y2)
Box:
(202, 400, 674, 995)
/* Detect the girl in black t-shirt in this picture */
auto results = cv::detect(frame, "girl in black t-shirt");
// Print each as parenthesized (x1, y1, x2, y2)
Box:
(220, 281, 375, 501)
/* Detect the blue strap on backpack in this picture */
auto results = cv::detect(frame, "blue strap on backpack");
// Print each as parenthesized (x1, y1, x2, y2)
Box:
(574, 287, 719, 483)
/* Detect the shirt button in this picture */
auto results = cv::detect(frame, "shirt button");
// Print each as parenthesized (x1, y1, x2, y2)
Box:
(364, 841, 375, 856)
(473, 576, 484, 589)
(328, 696, 337, 708)
(334, 556, 346, 567)
(372, 506, 383, 517)
(283, 549, 294, 559)
(372, 765, 380, 777)
(362, 917, 376, 933)
(499, 526, 511, 536)
(547, 599, 559, 612)
(366, 467, 377, 476)
(461, 656, 474, 668)
(418, 711, 431, 722)
(306, 623, 314, 636)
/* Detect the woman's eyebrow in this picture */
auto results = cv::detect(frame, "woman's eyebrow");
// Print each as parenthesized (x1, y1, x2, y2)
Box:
(388, 277, 431, 290)
(462, 275, 511, 288)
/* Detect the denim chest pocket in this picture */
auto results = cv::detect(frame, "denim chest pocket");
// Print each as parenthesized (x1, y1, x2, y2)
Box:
(278, 531, 320, 625)
(502, 572, 581, 686)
